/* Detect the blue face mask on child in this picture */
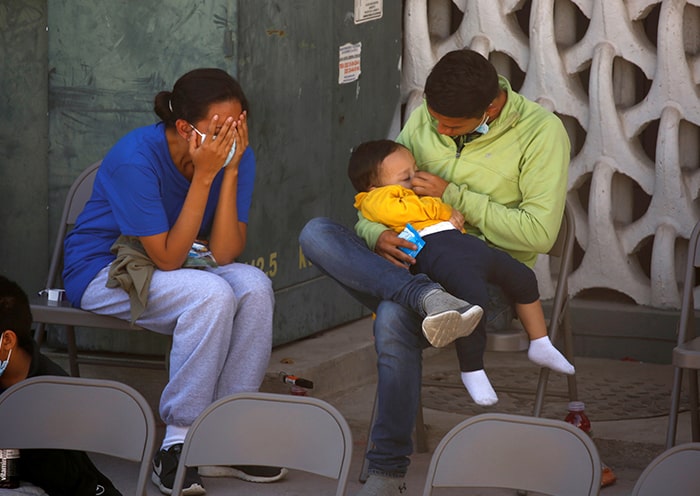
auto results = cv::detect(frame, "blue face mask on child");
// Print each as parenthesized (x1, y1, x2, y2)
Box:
(0, 332, 12, 378)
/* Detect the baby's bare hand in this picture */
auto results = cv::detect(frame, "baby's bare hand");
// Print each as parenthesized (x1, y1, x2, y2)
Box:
(449, 208, 465, 230)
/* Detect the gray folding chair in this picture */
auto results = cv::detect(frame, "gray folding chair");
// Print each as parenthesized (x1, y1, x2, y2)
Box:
(0, 376, 156, 496)
(531, 202, 579, 416)
(666, 219, 700, 448)
(172, 392, 353, 496)
(30, 161, 168, 376)
(422, 412, 601, 496)
(360, 203, 578, 481)
(631, 442, 700, 496)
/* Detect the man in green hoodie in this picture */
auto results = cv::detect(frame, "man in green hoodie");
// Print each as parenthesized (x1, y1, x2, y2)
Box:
(299, 49, 570, 495)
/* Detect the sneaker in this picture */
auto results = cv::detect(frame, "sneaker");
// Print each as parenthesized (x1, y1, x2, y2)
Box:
(95, 483, 121, 496)
(357, 474, 407, 495)
(151, 444, 206, 495)
(198, 465, 288, 482)
(422, 304, 483, 347)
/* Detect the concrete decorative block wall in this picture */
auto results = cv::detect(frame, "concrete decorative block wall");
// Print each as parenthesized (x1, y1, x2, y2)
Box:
(401, 0, 700, 309)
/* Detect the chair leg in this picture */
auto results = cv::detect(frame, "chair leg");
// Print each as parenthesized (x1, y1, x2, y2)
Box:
(359, 390, 379, 483)
(414, 393, 428, 453)
(34, 323, 46, 346)
(666, 367, 684, 449)
(561, 312, 579, 402)
(66, 325, 80, 377)
(533, 307, 577, 417)
(690, 370, 699, 442)
(532, 368, 550, 417)
(164, 335, 173, 373)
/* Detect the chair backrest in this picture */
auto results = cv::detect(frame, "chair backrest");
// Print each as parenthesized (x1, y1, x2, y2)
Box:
(542, 201, 575, 317)
(550, 202, 575, 280)
(422, 413, 601, 496)
(631, 443, 700, 496)
(543, 202, 575, 339)
(677, 220, 700, 346)
(172, 392, 353, 496)
(45, 161, 101, 289)
(0, 375, 156, 496)
(486, 202, 576, 354)
(549, 201, 575, 258)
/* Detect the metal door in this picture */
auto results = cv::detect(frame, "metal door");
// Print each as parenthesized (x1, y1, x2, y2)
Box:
(44, 0, 400, 351)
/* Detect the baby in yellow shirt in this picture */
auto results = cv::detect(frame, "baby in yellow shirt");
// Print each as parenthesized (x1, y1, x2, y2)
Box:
(349, 139, 574, 406)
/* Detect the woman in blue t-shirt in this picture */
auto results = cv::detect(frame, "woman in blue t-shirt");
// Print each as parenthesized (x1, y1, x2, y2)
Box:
(63, 68, 281, 495)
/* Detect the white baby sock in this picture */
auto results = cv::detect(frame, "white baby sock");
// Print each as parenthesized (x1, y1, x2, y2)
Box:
(528, 336, 575, 375)
(461, 370, 498, 406)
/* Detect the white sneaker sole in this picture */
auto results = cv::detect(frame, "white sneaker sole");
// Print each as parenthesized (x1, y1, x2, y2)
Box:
(422, 305, 483, 347)
(198, 466, 288, 483)
(151, 471, 206, 495)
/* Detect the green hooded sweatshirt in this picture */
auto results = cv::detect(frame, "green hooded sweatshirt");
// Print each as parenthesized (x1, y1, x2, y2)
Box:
(356, 77, 570, 268)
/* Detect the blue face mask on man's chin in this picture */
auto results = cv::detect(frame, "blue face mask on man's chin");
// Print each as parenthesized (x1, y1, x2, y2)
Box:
(472, 114, 489, 135)
(0, 332, 12, 378)
(474, 122, 489, 135)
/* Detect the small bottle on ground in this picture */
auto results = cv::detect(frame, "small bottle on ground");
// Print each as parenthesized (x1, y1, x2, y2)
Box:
(563, 401, 616, 487)
(0, 449, 20, 489)
(564, 401, 591, 435)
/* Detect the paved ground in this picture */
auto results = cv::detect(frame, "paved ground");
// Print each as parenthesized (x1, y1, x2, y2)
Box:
(26, 317, 696, 495)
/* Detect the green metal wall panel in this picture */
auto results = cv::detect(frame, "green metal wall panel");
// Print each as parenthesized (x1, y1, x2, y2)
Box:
(0, 0, 49, 292)
(3, 0, 400, 352)
(237, 1, 402, 344)
(44, 0, 241, 353)
(47, 0, 238, 239)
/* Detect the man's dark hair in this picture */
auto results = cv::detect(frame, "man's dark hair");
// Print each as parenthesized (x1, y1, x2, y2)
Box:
(0, 275, 34, 353)
(348, 140, 407, 193)
(424, 49, 500, 118)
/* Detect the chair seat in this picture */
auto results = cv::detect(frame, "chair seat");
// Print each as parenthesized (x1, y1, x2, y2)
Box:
(672, 337, 700, 368)
(31, 294, 145, 331)
(0, 376, 156, 496)
(172, 392, 352, 496)
(486, 328, 529, 352)
(31, 161, 166, 377)
(631, 442, 700, 496)
(422, 413, 601, 496)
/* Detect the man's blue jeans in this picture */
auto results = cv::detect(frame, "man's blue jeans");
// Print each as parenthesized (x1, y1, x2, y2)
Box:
(298, 217, 443, 316)
(298, 217, 511, 477)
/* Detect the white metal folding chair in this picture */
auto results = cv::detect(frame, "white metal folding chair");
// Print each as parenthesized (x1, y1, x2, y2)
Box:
(532, 202, 579, 416)
(422, 412, 601, 496)
(0, 376, 156, 496)
(631, 442, 700, 496)
(172, 392, 353, 496)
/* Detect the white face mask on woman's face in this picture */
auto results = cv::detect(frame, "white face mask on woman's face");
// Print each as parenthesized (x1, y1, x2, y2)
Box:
(190, 125, 237, 168)
(0, 332, 12, 378)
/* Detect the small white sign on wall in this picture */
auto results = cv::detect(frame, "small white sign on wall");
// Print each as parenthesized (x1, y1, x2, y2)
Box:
(338, 42, 362, 84)
(354, 0, 383, 24)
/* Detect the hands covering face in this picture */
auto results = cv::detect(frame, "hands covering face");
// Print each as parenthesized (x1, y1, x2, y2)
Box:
(189, 108, 249, 175)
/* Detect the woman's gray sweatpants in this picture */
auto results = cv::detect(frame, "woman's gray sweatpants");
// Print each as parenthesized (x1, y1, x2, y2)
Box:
(81, 262, 274, 428)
